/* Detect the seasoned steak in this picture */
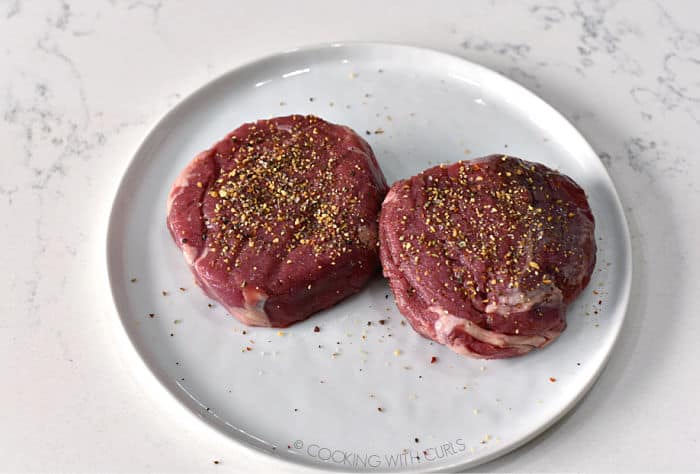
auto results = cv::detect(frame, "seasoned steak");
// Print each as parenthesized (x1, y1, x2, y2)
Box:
(379, 155, 596, 359)
(167, 115, 388, 328)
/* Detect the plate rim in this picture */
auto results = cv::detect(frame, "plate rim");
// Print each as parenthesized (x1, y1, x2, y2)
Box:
(106, 41, 633, 472)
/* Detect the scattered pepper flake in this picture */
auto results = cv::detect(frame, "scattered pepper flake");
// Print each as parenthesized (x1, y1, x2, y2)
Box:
(430, 356, 438, 364)
(130, 278, 137, 283)
(313, 326, 320, 333)
(549, 377, 557, 382)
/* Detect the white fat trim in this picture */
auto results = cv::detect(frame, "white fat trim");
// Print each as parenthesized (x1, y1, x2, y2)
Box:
(182, 244, 198, 265)
(430, 307, 548, 349)
(484, 285, 563, 315)
(228, 287, 271, 327)
(383, 188, 398, 205)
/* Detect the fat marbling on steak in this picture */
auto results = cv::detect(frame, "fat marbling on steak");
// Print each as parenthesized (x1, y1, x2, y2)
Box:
(379, 155, 596, 359)
(167, 115, 388, 328)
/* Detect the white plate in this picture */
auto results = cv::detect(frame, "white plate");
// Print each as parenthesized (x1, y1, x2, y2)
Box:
(107, 43, 631, 472)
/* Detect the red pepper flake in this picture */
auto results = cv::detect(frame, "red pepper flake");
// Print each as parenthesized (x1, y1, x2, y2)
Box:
(378, 319, 386, 325)
(162, 290, 168, 296)
(367, 321, 372, 326)
(313, 326, 320, 333)
(207, 303, 214, 308)
(130, 278, 137, 283)
(598, 300, 602, 305)
(242, 330, 247, 335)
(170, 333, 174, 337)
(430, 356, 438, 364)
(148, 313, 154, 318)
(213, 460, 220, 465)
(179, 287, 186, 292)
(414, 437, 419, 443)
(245, 346, 252, 351)
(549, 377, 557, 382)
(377, 407, 383, 412)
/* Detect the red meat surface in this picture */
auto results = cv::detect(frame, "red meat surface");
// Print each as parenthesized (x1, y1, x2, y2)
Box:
(379, 155, 596, 358)
(167, 115, 387, 327)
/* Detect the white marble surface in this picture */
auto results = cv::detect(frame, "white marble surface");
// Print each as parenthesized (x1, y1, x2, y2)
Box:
(1, 0, 698, 471)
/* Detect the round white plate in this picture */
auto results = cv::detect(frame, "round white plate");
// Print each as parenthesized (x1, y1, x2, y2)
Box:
(107, 43, 631, 472)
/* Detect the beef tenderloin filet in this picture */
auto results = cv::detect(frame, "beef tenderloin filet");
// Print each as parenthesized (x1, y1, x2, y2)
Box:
(379, 155, 596, 359)
(167, 115, 388, 328)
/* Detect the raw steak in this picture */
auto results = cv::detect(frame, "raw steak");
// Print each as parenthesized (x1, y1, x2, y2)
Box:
(379, 155, 596, 359)
(167, 115, 388, 327)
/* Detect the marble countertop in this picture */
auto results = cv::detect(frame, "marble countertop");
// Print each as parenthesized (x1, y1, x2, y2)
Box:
(2, 0, 698, 471)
